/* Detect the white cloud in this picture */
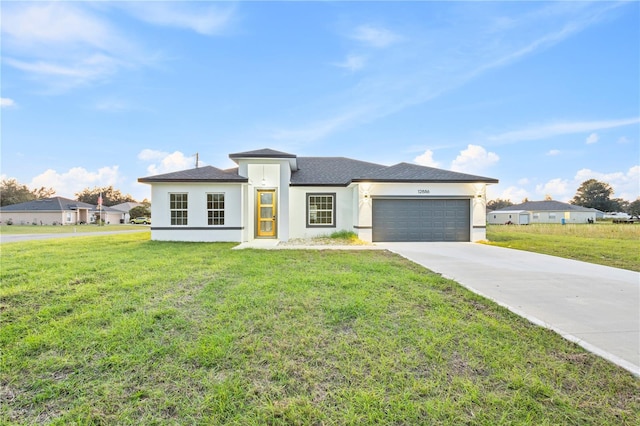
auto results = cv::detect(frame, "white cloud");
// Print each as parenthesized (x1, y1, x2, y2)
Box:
(518, 178, 530, 185)
(487, 117, 640, 144)
(535, 178, 572, 201)
(0, 98, 16, 108)
(119, 2, 235, 35)
(414, 150, 440, 168)
(487, 185, 531, 204)
(546, 149, 561, 156)
(333, 54, 367, 72)
(585, 132, 599, 144)
(138, 150, 195, 175)
(351, 25, 401, 48)
(29, 166, 121, 199)
(450, 144, 499, 174)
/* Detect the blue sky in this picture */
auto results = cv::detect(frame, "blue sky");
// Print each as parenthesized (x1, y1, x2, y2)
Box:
(2, 1, 639, 203)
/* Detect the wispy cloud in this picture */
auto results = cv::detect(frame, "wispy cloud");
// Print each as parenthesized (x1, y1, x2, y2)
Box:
(487, 117, 640, 144)
(546, 149, 561, 156)
(1, 2, 145, 93)
(333, 54, 367, 72)
(118, 2, 236, 35)
(270, 2, 626, 146)
(1, 98, 16, 108)
(1, 2, 233, 94)
(351, 25, 402, 48)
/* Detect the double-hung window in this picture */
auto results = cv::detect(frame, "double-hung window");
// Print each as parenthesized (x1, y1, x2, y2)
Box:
(307, 193, 335, 227)
(207, 193, 225, 225)
(170, 193, 188, 225)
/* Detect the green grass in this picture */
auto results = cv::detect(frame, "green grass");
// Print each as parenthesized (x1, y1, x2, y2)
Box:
(1, 233, 638, 425)
(485, 223, 640, 272)
(0, 224, 148, 235)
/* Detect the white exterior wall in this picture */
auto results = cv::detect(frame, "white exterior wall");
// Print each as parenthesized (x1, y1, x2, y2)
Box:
(150, 182, 244, 242)
(243, 161, 290, 241)
(487, 211, 529, 225)
(530, 210, 595, 224)
(289, 186, 355, 239)
(354, 182, 488, 242)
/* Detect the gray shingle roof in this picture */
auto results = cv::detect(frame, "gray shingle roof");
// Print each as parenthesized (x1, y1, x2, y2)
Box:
(229, 148, 296, 159)
(137, 149, 499, 185)
(494, 200, 594, 212)
(353, 162, 499, 183)
(290, 157, 386, 186)
(138, 166, 248, 183)
(0, 197, 95, 211)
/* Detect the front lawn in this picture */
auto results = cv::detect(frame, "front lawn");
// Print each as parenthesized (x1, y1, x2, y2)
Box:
(486, 223, 640, 272)
(1, 233, 638, 424)
(0, 224, 148, 235)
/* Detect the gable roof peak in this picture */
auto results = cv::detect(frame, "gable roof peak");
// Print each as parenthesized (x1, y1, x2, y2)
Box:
(229, 148, 296, 159)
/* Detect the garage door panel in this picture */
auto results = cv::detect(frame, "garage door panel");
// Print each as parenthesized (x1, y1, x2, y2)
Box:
(372, 199, 470, 242)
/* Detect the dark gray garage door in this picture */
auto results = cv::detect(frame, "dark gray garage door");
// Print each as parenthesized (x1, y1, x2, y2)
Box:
(372, 199, 470, 242)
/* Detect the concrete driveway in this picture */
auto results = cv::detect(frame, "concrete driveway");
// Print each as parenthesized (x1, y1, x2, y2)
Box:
(377, 242, 640, 376)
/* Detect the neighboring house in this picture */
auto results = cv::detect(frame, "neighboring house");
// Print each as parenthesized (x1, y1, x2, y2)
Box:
(487, 200, 597, 225)
(110, 202, 144, 223)
(138, 148, 498, 243)
(0, 197, 96, 225)
(92, 205, 125, 225)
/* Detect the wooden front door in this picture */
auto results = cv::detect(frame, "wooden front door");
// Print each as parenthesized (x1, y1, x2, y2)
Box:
(257, 190, 276, 238)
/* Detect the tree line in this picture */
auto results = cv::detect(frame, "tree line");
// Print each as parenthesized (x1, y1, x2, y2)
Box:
(0, 179, 151, 217)
(487, 179, 640, 217)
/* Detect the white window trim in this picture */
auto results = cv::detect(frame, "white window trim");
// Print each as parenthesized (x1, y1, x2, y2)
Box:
(170, 193, 188, 226)
(207, 193, 225, 226)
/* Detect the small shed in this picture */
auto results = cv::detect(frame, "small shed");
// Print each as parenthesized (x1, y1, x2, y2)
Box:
(487, 210, 530, 225)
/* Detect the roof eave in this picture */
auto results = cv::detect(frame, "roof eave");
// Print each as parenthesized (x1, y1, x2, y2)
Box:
(351, 178, 499, 184)
(138, 178, 248, 183)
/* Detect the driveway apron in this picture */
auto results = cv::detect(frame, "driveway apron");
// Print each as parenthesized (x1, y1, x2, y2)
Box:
(378, 242, 640, 376)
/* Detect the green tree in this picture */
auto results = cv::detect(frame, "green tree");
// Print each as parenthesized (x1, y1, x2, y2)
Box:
(75, 186, 137, 206)
(0, 179, 56, 206)
(628, 198, 640, 218)
(486, 198, 513, 210)
(129, 205, 151, 218)
(571, 179, 615, 211)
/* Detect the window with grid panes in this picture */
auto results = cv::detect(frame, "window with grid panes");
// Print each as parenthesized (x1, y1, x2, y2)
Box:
(170, 193, 188, 225)
(307, 193, 335, 227)
(207, 193, 225, 225)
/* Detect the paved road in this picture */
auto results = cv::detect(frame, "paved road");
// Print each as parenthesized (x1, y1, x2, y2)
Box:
(0, 229, 149, 243)
(378, 242, 640, 377)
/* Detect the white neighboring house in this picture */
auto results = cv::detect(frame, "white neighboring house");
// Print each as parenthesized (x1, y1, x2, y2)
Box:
(487, 200, 598, 225)
(138, 148, 499, 243)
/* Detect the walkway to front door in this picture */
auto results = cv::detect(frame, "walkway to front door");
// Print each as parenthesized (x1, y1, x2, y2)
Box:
(257, 189, 276, 238)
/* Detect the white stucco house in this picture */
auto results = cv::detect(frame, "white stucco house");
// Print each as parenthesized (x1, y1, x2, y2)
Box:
(487, 200, 598, 225)
(138, 148, 499, 243)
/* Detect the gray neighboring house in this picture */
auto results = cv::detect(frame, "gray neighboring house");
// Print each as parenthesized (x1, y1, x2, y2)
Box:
(110, 202, 144, 223)
(0, 197, 96, 225)
(487, 200, 599, 225)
